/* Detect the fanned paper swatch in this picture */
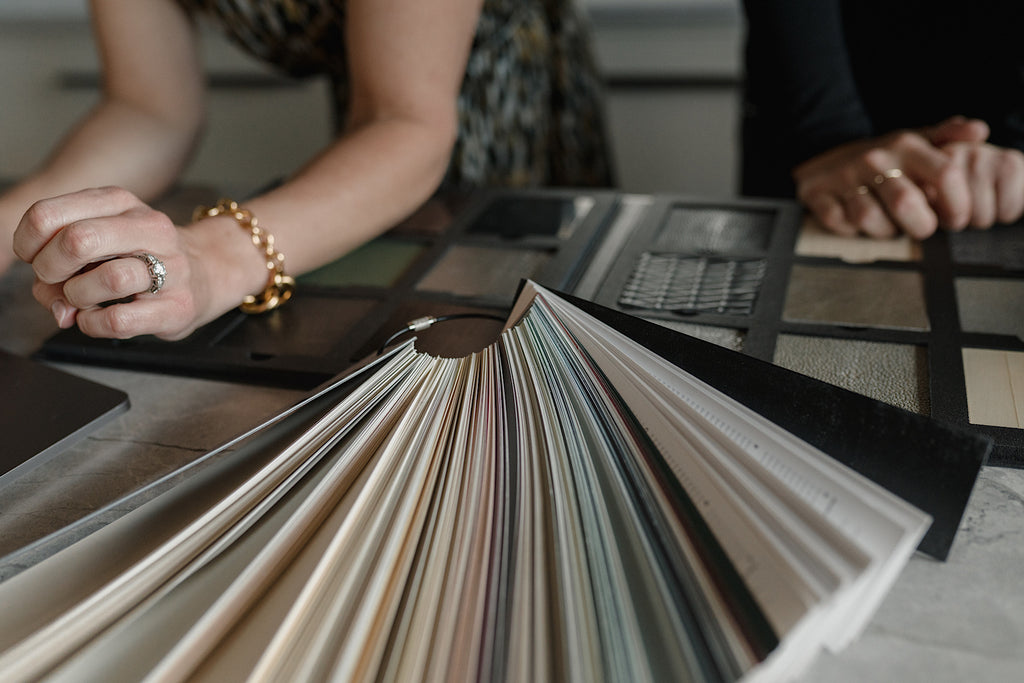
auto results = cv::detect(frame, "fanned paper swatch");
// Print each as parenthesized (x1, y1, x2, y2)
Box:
(0, 283, 934, 682)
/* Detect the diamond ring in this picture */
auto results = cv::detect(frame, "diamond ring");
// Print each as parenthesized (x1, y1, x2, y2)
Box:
(134, 253, 166, 294)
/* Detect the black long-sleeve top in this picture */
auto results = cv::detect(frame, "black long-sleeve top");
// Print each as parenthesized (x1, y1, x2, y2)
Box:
(740, 0, 1024, 198)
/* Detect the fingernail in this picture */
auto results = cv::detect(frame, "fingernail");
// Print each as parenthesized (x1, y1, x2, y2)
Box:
(51, 300, 73, 328)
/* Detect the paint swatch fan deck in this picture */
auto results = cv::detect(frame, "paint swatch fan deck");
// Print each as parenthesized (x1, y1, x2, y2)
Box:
(0, 283, 986, 682)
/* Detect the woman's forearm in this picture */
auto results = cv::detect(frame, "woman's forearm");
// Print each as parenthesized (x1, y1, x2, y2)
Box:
(243, 113, 456, 276)
(17, 97, 201, 205)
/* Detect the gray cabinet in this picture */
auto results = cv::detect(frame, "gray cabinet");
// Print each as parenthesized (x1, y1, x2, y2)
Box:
(590, 4, 742, 195)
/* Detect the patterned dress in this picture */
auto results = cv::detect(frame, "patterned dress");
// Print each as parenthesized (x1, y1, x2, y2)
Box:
(176, 0, 614, 188)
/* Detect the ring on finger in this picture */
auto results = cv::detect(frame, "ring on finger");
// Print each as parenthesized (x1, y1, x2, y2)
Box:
(844, 184, 871, 199)
(872, 168, 904, 185)
(134, 253, 166, 294)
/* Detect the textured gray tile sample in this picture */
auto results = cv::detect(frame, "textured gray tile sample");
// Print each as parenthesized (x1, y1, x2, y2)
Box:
(784, 265, 930, 331)
(656, 206, 773, 254)
(643, 318, 745, 352)
(955, 277, 1024, 339)
(774, 334, 930, 415)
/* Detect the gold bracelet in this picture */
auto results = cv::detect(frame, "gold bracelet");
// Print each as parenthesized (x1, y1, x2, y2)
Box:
(192, 198, 295, 314)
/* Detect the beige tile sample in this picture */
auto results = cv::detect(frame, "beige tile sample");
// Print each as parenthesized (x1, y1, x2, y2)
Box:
(962, 347, 1024, 428)
(795, 218, 922, 263)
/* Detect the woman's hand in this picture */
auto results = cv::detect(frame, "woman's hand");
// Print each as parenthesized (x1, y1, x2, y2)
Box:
(794, 116, 1024, 240)
(12, 187, 249, 341)
(939, 139, 1024, 230)
(793, 118, 988, 239)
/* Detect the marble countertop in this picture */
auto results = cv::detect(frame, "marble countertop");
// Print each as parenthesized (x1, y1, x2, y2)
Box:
(0, 197, 1022, 681)
(800, 465, 1024, 681)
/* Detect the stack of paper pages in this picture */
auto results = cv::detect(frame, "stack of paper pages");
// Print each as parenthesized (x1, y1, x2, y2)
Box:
(0, 283, 933, 682)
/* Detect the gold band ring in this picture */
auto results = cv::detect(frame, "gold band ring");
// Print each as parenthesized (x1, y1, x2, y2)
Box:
(872, 168, 904, 185)
(844, 184, 871, 199)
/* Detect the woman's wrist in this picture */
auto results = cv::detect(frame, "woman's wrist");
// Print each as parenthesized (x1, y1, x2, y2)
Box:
(192, 199, 295, 314)
(183, 212, 274, 324)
